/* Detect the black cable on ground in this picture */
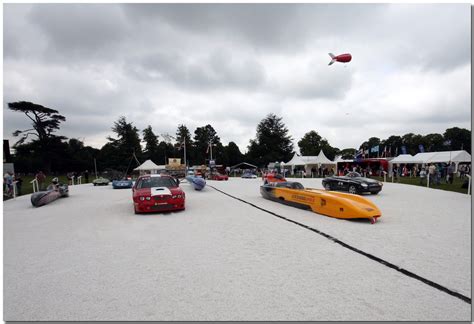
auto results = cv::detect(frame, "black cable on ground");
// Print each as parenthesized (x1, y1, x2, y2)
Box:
(209, 185, 471, 305)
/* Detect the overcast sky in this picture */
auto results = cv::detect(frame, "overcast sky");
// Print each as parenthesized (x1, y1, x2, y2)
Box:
(3, 3, 471, 154)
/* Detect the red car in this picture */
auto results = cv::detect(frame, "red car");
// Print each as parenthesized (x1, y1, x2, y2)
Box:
(132, 174, 185, 214)
(209, 172, 229, 181)
(263, 173, 286, 184)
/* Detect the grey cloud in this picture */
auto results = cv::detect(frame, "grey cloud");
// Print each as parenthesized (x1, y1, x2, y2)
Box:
(121, 4, 387, 52)
(3, 3, 470, 152)
(124, 49, 265, 90)
(27, 4, 129, 61)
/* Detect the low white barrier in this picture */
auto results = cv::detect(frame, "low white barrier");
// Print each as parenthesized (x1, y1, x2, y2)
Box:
(30, 179, 38, 193)
(466, 175, 471, 195)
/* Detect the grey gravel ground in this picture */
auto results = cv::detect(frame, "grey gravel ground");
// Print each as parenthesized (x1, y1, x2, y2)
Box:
(3, 178, 471, 321)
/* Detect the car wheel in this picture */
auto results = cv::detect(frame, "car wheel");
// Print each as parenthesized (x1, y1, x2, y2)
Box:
(348, 185, 357, 194)
(324, 183, 331, 191)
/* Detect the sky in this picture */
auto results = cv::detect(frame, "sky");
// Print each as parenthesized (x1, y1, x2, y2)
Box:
(3, 3, 471, 154)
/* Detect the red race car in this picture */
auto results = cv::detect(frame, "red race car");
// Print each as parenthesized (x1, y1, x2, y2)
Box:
(263, 173, 287, 184)
(209, 172, 229, 181)
(132, 174, 185, 214)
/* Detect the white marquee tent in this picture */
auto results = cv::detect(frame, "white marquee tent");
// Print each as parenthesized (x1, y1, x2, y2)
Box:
(389, 150, 471, 172)
(285, 151, 336, 175)
(389, 154, 422, 164)
(133, 159, 165, 175)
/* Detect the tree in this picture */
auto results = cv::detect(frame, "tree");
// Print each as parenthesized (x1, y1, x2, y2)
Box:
(298, 131, 322, 156)
(297, 130, 339, 160)
(382, 135, 403, 156)
(8, 101, 66, 146)
(8, 101, 67, 172)
(364, 137, 381, 157)
(223, 142, 244, 167)
(339, 148, 357, 160)
(422, 133, 444, 152)
(157, 141, 175, 165)
(193, 124, 221, 164)
(100, 116, 142, 171)
(444, 127, 471, 153)
(247, 114, 293, 167)
(142, 126, 160, 162)
(176, 124, 194, 166)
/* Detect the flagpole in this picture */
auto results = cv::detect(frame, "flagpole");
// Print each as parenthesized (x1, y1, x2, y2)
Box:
(184, 138, 187, 172)
(210, 141, 213, 161)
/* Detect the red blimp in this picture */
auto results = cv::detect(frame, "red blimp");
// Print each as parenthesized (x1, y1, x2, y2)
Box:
(328, 53, 352, 65)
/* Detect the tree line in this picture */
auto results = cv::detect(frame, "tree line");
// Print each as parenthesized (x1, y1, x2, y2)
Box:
(7, 101, 471, 174)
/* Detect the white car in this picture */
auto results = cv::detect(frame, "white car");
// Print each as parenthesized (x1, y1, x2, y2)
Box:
(241, 172, 257, 179)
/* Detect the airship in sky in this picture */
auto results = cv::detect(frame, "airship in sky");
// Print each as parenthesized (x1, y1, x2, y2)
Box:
(328, 53, 352, 65)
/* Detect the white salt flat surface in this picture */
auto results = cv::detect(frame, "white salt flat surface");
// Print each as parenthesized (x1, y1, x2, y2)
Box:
(3, 177, 471, 321)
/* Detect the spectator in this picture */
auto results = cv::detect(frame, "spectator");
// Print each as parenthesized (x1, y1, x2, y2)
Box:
(419, 168, 427, 185)
(15, 175, 23, 196)
(447, 162, 455, 184)
(4, 172, 9, 193)
(435, 164, 441, 185)
(392, 165, 399, 182)
(49, 177, 60, 191)
(428, 164, 436, 185)
(67, 172, 73, 185)
(402, 165, 408, 177)
(35, 171, 46, 190)
(459, 164, 466, 178)
(4, 172, 13, 197)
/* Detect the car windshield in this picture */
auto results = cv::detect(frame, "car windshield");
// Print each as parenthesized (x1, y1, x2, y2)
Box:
(276, 182, 304, 189)
(136, 177, 177, 189)
(347, 172, 362, 178)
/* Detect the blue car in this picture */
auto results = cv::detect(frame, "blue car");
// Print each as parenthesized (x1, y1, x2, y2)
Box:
(112, 179, 133, 189)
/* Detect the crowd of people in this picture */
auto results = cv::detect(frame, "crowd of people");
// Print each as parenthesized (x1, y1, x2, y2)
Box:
(391, 162, 471, 185)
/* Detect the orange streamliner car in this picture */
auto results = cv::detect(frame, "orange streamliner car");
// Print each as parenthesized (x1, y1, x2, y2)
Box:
(260, 181, 382, 224)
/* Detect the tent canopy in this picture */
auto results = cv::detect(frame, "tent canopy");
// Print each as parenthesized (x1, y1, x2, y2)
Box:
(390, 150, 471, 164)
(425, 150, 471, 163)
(230, 162, 258, 170)
(389, 154, 421, 164)
(285, 151, 336, 166)
(134, 159, 161, 171)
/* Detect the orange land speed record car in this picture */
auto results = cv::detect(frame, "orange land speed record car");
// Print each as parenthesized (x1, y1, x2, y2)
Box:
(132, 174, 185, 214)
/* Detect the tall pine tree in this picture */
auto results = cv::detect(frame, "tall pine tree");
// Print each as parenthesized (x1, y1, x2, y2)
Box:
(247, 114, 293, 167)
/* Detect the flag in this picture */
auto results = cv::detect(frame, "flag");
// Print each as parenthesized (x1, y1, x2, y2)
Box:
(401, 146, 407, 155)
(418, 144, 425, 153)
(206, 143, 210, 154)
(443, 140, 452, 146)
(370, 145, 379, 153)
(395, 147, 398, 156)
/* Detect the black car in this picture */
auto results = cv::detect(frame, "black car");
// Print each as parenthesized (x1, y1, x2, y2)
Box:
(322, 172, 383, 195)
